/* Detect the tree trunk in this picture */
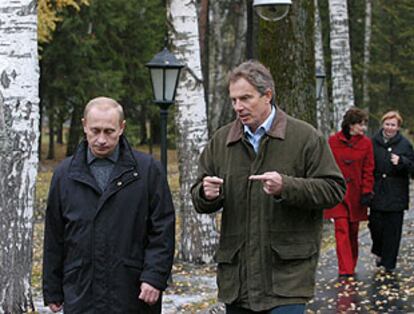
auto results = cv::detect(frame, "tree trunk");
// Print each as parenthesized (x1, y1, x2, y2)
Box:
(168, 0, 218, 263)
(207, 0, 247, 133)
(259, 0, 317, 125)
(314, 0, 331, 137)
(0, 0, 39, 312)
(66, 102, 83, 156)
(362, 0, 372, 109)
(47, 111, 55, 160)
(198, 0, 210, 111)
(329, 0, 355, 130)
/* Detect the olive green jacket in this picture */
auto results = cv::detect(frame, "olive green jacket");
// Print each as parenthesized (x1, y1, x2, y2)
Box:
(191, 108, 345, 311)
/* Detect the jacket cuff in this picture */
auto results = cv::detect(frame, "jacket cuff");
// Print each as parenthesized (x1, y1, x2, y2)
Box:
(193, 183, 223, 213)
(140, 272, 168, 291)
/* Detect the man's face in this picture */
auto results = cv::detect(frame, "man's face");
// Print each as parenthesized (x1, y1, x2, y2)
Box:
(229, 78, 272, 132)
(82, 106, 125, 158)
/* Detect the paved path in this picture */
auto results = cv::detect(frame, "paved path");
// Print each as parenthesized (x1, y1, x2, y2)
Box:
(307, 208, 414, 313)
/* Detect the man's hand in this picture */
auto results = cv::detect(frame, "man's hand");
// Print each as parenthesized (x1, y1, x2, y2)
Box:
(202, 176, 224, 200)
(249, 171, 283, 196)
(48, 303, 63, 313)
(390, 153, 400, 165)
(139, 282, 160, 305)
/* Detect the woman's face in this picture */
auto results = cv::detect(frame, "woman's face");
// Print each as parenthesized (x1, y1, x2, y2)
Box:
(382, 118, 400, 138)
(349, 121, 367, 136)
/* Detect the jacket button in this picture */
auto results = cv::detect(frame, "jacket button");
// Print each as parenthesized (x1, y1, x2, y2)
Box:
(388, 147, 392, 152)
(382, 174, 387, 178)
(133, 172, 138, 177)
(117, 181, 123, 186)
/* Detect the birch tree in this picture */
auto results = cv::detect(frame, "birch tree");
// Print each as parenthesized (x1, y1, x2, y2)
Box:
(0, 0, 40, 312)
(207, 0, 247, 133)
(328, 0, 354, 130)
(314, 0, 331, 137)
(168, 0, 218, 263)
(362, 0, 372, 109)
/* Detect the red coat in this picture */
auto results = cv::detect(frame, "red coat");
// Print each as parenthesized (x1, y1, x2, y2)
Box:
(324, 131, 374, 222)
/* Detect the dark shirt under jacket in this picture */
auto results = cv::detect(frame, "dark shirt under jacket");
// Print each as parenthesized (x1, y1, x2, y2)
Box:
(87, 145, 119, 191)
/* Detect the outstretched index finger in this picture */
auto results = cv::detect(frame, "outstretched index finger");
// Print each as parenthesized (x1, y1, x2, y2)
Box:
(249, 174, 269, 181)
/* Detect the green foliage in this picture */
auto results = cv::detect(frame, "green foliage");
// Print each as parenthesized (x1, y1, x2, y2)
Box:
(369, 0, 414, 130)
(40, 0, 167, 151)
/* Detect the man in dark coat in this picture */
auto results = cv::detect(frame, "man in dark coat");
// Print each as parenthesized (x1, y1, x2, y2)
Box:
(369, 110, 414, 272)
(191, 60, 346, 313)
(42, 97, 175, 314)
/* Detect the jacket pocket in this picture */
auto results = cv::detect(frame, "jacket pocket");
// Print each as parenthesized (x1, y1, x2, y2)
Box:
(268, 239, 318, 298)
(62, 258, 83, 304)
(63, 258, 82, 275)
(215, 237, 243, 303)
(123, 258, 143, 271)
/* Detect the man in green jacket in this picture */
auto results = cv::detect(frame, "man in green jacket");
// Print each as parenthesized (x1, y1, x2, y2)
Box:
(191, 60, 346, 314)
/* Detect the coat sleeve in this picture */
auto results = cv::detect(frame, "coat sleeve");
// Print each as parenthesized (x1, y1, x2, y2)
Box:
(42, 169, 65, 305)
(191, 138, 224, 214)
(361, 138, 375, 194)
(280, 132, 346, 209)
(396, 139, 414, 174)
(140, 159, 175, 291)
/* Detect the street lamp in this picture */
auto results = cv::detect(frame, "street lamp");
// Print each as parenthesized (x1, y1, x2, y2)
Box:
(316, 67, 326, 101)
(253, 0, 292, 22)
(146, 47, 184, 174)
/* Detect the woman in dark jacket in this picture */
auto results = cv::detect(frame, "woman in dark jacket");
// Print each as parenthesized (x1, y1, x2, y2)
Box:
(324, 108, 374, 277)
(369, 111, 414, 272)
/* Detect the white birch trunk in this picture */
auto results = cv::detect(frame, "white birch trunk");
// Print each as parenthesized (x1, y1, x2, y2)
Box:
(0, 0, 40, 313)
(362, 0, 372, 109)
(168, 0, 218, 263)
(328, 0, 354, 130)
(314, 0, 331, 137)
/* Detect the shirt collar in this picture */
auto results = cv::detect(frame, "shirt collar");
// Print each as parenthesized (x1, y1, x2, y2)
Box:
(244, 105, 276, 136)
(87, 144, 120, 165)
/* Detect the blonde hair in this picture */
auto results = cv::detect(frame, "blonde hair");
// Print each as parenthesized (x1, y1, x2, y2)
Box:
(381, 111, 403, 126)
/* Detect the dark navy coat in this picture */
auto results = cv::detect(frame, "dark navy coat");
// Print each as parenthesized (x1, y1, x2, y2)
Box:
(371, 130, 414, 212)
(42, 136, 175, 313)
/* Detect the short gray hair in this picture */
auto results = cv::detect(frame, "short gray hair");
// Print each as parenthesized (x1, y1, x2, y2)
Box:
(84, 96, 124, 123)
(228, 60, 275, 98)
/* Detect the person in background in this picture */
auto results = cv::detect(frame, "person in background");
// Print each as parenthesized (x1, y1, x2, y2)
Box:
(191, 60, 345, 314)
(369, 111, 414, 273)
(324, 107, 375, 279)
(42, 97, 175, 313)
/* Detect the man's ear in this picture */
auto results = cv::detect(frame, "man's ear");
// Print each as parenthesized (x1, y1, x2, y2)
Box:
(119, 120, 126, 135)
(265, 89, 273, 105)
(82, 118, 87, 133)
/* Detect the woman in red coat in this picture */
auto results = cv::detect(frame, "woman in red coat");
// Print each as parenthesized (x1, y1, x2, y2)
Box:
(324, 108, 375, 277)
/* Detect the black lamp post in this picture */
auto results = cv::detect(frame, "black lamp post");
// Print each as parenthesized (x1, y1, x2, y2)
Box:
(146, 48, 184, 174)
(316, 67, 326, 101)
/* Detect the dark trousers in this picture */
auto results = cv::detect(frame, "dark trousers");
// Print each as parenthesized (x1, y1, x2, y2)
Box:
(225, 304, 306, 314)
(369, 211, 404, 270)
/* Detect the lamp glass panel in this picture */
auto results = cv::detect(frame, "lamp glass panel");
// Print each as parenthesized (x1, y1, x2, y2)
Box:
(165, 69, 180, 101)
(255, 4, 290, 21)
(150, 68, 164, 101)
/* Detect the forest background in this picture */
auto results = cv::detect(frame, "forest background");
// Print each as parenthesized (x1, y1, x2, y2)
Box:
(0, 0, 413, 312)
